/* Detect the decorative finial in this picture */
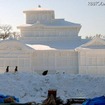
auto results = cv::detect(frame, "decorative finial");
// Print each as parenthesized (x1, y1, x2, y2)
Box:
(38, 5, 41, 8)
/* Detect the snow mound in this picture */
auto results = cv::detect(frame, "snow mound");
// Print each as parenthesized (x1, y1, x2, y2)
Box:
(0, 72, 105, 103)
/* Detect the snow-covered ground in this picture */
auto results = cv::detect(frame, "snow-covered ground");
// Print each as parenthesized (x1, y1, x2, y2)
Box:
(0, 72, 105, 103)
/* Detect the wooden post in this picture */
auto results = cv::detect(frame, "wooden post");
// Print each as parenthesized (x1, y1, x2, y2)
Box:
(48, 89, 57, 99)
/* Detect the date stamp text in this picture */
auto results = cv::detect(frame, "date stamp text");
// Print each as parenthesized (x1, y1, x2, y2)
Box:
(88, 2, 105, 6)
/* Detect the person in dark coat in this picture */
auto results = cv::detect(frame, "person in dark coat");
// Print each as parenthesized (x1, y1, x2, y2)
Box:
(6, 66, 9, 72)
(14, 66, 18, 72)
(42, 70, 48, 76)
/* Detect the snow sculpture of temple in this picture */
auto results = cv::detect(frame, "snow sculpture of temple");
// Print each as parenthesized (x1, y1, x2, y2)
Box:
(0, 6, 105, 75)
(17, 7, 81, 46)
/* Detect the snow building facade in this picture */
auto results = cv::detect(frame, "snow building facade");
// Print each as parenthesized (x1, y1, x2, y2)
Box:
(0, 7, 105, 75)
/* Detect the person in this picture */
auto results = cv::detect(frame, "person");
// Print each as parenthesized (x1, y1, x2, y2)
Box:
(6, 66, 9, 72)
(14, 66, 18, 72)
(42, 70, 48, 76)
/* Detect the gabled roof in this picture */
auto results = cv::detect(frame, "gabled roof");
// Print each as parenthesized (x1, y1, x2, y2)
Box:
(77, 35, 105, 49)
(44, 19, 81, 27)
(17, 19, 81, 29)
(17, 21, 45, 28)
(0, 39, 35, 52)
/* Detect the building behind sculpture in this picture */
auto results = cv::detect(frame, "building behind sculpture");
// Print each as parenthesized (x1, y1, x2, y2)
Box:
(0, 7, 105, 75)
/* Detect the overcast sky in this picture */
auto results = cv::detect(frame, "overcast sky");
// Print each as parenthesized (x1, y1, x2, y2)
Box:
(0, 0, 105, 37)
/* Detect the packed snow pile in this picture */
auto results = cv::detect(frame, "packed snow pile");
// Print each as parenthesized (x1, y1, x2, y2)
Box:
(0, 72, 105, 103)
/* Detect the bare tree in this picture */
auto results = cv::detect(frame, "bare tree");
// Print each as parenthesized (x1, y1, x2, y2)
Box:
(12, 31, 21, 39)
(85, 34, 105, 39)
(0, 24, 12, 39)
